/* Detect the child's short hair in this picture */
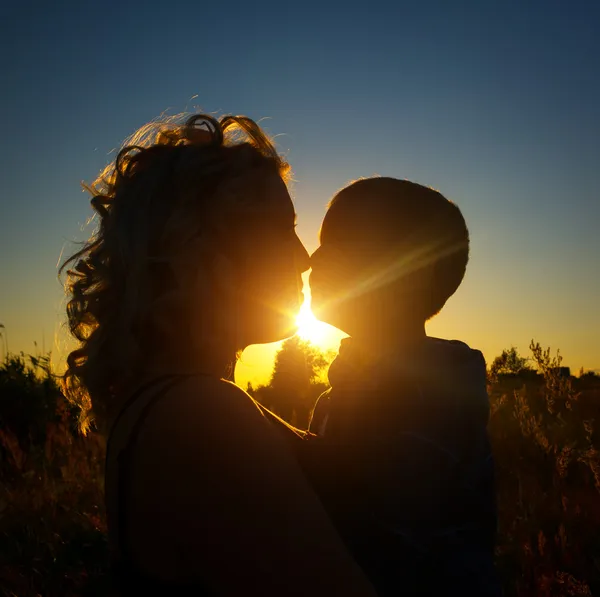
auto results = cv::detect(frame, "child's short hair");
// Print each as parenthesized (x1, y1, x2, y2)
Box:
(328, 177, 470, 320)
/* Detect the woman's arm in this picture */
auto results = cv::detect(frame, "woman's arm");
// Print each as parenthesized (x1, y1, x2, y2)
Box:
(127, 376, 378, 597)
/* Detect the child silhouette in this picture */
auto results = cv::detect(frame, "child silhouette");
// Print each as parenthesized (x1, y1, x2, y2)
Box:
(306, 177, 501, 596)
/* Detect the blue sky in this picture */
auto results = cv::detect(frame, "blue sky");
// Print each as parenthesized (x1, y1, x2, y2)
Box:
(1, 0, 599, 383)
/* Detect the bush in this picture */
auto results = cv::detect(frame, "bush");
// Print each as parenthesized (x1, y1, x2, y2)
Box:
(0, 353, 108, 596)
(1, 340, 599, 596)
(250, 337, 334, 428)
(489, 341, 599, 596)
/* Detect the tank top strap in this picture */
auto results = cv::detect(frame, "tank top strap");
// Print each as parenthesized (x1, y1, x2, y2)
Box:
(106, 373, 193, 592)
(107, 376, 182, 450)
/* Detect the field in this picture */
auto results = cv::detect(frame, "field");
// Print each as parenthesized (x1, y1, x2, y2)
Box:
(1, 343, 599, 596)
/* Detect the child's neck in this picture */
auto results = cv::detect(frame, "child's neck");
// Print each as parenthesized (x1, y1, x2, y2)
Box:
(352, 319, 426, 356)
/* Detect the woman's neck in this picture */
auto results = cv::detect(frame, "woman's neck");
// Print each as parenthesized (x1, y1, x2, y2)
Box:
(145, 340, 238, 380)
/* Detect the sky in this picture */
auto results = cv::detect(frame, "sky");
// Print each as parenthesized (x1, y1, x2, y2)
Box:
(1, 0, 599, 388)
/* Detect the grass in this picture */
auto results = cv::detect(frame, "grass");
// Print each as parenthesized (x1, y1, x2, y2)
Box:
(1, 343, 599, 596)
(0, 354, 108, 597)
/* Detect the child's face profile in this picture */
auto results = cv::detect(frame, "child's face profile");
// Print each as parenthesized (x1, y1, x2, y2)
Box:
(309, 191, 432, 338)
(309, 198, 398, 337)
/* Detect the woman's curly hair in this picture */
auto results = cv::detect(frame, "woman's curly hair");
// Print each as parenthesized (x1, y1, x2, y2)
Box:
(60, 113, 290, 431)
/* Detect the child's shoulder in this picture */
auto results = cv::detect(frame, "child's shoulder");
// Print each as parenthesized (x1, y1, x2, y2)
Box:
(419, 336, 490, 421)
(423, 336, 486, 367)
(425, 334, 479, 350)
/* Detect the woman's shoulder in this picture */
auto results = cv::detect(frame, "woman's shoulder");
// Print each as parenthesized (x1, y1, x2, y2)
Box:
(135, 374, 266, 443)
(174, 374, 252, 401)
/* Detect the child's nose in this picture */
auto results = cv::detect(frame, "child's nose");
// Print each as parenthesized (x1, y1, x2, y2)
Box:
(309, 246, 321, 266)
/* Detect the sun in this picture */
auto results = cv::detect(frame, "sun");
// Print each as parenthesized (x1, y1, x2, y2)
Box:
(295, 301, 328, 347)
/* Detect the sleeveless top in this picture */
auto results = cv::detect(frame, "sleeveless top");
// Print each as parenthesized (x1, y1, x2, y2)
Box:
(105, 374, 214, 595)
(105, 374, 306, 595)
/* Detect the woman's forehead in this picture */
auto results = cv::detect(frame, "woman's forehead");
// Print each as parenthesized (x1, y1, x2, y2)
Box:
(262, 174, 295, 215)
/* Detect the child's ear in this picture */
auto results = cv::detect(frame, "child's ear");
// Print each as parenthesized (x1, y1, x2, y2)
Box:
(420, 263, 436, 291)
(413, 266, 436, 305)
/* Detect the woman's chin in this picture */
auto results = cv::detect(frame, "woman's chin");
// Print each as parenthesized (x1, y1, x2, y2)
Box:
(308, 292, 327, 316)
(310, 302, 328, 322)
(246, 318, 298, 346)
(271, 318, 300, 342)
(311, 305, 339, 331)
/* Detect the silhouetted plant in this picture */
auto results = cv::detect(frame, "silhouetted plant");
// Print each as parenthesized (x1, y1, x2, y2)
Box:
(250, 336, 334, 427)
(1, 339, 600, 595)
(0, 352, 107, 596)
(0, 352, 86, 478)
(489, 346, 534, 382)
(489, 340, 599, 596)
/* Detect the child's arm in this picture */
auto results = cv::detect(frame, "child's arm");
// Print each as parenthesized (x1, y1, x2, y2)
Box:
(308, 388, 332, 436)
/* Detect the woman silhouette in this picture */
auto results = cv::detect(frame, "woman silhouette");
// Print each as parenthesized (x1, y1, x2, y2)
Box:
(61, 114, 377, 596)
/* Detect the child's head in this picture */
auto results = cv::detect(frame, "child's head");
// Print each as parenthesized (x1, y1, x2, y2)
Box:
(310, 177, 469, 341)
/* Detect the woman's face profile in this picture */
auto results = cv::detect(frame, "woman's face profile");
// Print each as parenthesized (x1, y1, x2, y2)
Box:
(234, 173, 310, 346)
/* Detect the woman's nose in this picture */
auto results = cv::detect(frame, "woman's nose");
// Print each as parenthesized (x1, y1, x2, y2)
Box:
(294, 238, 311, 273)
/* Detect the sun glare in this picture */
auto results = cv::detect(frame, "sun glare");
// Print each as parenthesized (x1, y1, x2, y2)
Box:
(295, 301, 328, 347)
